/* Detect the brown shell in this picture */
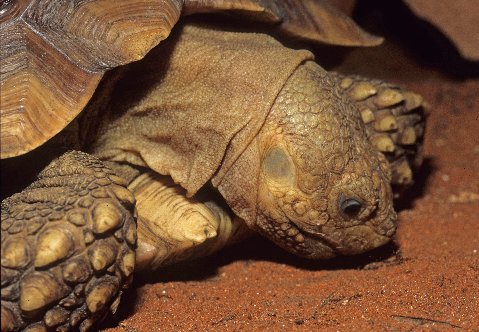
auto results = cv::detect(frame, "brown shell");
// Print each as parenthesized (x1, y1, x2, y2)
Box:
(0, 0, 183, 158)
(0, 0, 381, 159)
(184, 0, 382, 46)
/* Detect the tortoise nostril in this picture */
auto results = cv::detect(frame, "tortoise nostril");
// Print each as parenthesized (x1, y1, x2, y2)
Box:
(340, 197, 363, 218)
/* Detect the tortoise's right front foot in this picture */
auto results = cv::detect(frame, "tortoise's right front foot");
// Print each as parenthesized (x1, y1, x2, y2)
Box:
(1, 151, 136, 331)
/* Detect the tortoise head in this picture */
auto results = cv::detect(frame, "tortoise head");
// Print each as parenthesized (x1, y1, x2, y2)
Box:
(219, 61, 396, 259)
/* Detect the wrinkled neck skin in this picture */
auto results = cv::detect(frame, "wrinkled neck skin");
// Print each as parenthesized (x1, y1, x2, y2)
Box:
(218, 61, 396, 259)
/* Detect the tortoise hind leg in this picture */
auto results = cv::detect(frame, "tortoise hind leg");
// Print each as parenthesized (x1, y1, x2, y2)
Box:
(128, 171, 250, 271)
(333, 73, 427, 195)
(1, 151, 136, 331)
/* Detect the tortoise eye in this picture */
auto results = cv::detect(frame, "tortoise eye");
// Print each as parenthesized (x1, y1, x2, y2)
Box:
(340, 198, 362, 217)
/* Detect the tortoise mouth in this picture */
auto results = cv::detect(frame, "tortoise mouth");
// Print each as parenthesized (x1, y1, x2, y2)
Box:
(299, 228, 341, 253)
(298, 222, 393, 257)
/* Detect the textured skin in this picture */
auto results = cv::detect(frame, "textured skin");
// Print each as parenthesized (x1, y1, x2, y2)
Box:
(129, 172, 249, 271)
(332, 73, 427, 194)
(1, 152, 137, 331)
(218, 61, 397, 258)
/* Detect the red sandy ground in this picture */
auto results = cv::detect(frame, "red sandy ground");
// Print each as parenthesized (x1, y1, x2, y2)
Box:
(102, 15, 479, 332)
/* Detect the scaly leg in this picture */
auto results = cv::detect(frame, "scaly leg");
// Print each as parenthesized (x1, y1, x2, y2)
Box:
(1, 153, 249, 332)
(333, 73, 427, 195)
(1, 151, 136, 331)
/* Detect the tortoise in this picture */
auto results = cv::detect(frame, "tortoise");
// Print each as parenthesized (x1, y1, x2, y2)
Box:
(0, 1, 427, 331)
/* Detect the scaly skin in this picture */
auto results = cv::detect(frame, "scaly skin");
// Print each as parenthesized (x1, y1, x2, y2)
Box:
(1, 152, 136, 331)
(0, 152, 247, 332)
(219, 61, 396, 258)
(331, 73, 427, 195)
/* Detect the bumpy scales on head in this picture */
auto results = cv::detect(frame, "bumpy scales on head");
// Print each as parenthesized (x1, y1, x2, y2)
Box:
(220, 61, 396, 259)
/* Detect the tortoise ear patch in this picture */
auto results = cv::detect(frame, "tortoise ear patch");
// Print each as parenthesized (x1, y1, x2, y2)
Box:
(263, 147, 295, 185)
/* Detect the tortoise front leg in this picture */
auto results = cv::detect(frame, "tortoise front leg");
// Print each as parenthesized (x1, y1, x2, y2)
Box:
(1, 151, 136, 331)
(332, 73, 427, 194)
